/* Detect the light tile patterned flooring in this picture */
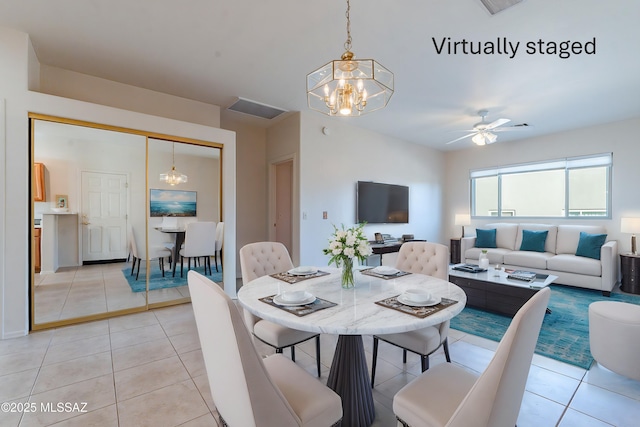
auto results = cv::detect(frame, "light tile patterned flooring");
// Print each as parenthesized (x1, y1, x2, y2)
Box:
(34, 263, 190, 324)
(3, 296, 640, 426)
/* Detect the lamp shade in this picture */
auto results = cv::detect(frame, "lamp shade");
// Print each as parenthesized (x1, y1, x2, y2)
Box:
(621, 218, 640, 234)
(455, 214, 471, 226)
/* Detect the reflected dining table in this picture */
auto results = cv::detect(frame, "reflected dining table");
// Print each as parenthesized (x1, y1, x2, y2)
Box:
(237, 267, 467, 427)
(155, 227, 185, 277)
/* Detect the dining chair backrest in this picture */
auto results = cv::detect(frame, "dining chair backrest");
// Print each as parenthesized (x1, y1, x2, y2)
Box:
(161, 216, 178, 229)
(239, 242, 295, 285)
(447, 287, 550, 427)
(188, 271, 300, 427)
(215, 221, 224, 249)
(395, 241, 449, 280)
(182, 221, 216, 257)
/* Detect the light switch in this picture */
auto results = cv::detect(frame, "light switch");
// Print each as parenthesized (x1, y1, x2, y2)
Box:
(323, 211, 328, 219)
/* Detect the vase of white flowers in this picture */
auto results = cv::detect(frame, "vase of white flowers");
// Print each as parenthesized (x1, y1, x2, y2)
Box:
(323, 223, 372, 288)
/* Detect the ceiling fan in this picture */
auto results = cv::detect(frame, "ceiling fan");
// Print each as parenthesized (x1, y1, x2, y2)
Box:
(446, 110, 527, 146)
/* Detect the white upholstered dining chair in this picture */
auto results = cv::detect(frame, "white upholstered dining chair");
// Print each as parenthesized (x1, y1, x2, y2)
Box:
(179, 221, 216, 277)
(393, 286, 550, 427)
(187, 271, 342, 427)
(128, 226, 172, 280)
(240, 242, 322, 377)
(213, 221, 224, 272)
(371, 241, 451, 387)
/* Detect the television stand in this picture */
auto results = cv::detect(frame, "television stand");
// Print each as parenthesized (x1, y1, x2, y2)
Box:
(369, 240, 425, 265)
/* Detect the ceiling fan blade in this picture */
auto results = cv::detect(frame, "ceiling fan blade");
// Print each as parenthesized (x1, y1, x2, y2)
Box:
(446, 133, 476, 145)
(485, 118, 510, 130)
(492, 125, 531, 132)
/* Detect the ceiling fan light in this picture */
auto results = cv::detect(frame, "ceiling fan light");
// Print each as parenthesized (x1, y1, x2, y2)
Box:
(472, 133, 486, 145)
(486, 132, 498, 143)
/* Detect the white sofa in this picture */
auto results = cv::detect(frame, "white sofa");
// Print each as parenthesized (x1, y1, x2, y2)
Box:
(460, 223, 618, 295)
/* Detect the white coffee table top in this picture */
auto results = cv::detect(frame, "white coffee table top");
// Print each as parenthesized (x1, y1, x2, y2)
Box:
(449, 264, 558, 289)
(237, 267, 467, 335)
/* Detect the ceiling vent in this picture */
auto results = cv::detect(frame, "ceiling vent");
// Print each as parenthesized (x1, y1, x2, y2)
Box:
(226, 97, 287, 120)
(479, 0, 523, 15)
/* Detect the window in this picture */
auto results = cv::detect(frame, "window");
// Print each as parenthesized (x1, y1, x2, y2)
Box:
(471, 153, 611, 218)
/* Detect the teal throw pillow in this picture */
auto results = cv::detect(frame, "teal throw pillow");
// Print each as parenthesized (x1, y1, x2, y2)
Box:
(475, 228, 497, 248)
(519, 230, 548, 252)
(575, 232, 607, 260)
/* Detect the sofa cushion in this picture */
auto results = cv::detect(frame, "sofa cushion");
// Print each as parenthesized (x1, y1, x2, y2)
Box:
(556, 225, 607, 255)
(548, 254, 602, 277)
(575, 232, 608, 260)
(485, 223, 519, 250)
(519, 230, 549, 252)
(503, 251, 554, 270)
(475, 229, 497, 248)
(465, 247, 511, 264)
(515, 224, 558, 253)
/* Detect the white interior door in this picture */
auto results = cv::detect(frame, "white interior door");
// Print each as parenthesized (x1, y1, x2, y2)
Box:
(81, 171, 128, 262)
(274, 160, 293, 254)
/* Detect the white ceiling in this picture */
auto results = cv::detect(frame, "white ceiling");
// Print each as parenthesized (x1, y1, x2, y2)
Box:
(2, 0, 639, 151)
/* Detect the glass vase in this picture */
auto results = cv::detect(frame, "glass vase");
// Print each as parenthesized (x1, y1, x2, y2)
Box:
(479, 251, 490, 269)
(341, 258, 355, 289)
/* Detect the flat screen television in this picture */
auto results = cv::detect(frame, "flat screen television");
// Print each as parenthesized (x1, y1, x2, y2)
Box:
(356, 181, 409, 224)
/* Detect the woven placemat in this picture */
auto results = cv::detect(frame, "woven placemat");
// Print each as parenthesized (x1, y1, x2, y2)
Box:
(270, 270, 330, 284)
(375, 296, 458, 318)
(361, 268, 411, 280)
(259, 295, 337, 317)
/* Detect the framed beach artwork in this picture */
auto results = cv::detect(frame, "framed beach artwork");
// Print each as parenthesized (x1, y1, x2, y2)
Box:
(150, 189, 197, 217)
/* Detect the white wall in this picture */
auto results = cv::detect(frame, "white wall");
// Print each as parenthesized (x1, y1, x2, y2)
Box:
(39, 65, 221, 128)
(444, 117, 640, 253)
(221, 116, 268, 277)
(299, 111, 446, 267)
(0, 26, 236, 338)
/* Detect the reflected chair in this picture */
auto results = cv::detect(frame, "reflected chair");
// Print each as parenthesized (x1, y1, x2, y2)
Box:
(371, 241, 450, 387)
(213, 221, 224, 272)
(240, 242, 322, 377)
(129, 227, 172, 280)
(179, 221, 216, 277)
(393, 287, 550, 427)
(188, 271, 342, 427)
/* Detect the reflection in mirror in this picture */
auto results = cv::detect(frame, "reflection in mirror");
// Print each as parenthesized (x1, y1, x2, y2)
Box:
(146, 138, 221, 305)
(33, 119, 147, 325)
(31, 117, 223, 329)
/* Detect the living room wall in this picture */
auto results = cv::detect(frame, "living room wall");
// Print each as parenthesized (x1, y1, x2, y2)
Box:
(298, 111, 446, 267)
(444, 116, 640, 254)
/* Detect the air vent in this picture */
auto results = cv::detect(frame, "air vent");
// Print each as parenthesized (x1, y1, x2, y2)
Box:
(226, 97, 287, 120)
(479, 0, 523, 15)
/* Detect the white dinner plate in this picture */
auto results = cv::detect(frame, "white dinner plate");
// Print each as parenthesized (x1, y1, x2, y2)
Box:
(372, 266, 400, 276)
(288, 266, 318, 276)
(397, 294, 441, 307)
(273, 293, 316, 306)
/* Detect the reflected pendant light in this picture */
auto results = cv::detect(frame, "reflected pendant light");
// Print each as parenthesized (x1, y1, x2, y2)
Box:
(306, 0, 394, 116)
(159, 143, 188, 186)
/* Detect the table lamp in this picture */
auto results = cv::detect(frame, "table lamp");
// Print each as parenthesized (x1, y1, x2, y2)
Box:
(621, 217, 640, 255)
(454, 214, 471, 238)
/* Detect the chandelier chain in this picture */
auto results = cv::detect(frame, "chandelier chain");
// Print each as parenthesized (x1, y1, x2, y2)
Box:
(344, 0, 352, 52)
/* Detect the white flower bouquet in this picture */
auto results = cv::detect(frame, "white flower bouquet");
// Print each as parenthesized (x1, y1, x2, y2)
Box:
(323, 223, 372, 287)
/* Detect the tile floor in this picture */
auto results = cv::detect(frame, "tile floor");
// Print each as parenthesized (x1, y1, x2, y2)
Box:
(34, 263, 190, 324)
(3, 300, 640, 426)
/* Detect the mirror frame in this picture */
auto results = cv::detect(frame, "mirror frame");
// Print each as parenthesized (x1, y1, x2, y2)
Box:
(29, 113, 224, 331)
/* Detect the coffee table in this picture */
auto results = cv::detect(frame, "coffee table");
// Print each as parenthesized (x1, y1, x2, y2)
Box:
(448, 265, 557, 316)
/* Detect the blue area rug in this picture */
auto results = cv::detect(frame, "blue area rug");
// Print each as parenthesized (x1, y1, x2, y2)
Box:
(450, 285, 640, 369)
(123, 263, 223, 292)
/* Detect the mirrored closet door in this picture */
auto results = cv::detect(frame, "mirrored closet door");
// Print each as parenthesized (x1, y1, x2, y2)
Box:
(30, 115, 223, 330)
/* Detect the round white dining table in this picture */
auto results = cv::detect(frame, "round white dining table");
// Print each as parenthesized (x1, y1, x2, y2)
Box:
(237, 267, 467, 427)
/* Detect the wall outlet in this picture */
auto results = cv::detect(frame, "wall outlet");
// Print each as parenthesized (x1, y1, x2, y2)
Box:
(323, 211, 328, 219)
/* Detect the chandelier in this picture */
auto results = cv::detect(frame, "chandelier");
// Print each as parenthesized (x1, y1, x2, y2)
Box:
(472, 131, 497, 146)
(306, 0, 394, 116)
(159, 143, 188, 186)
